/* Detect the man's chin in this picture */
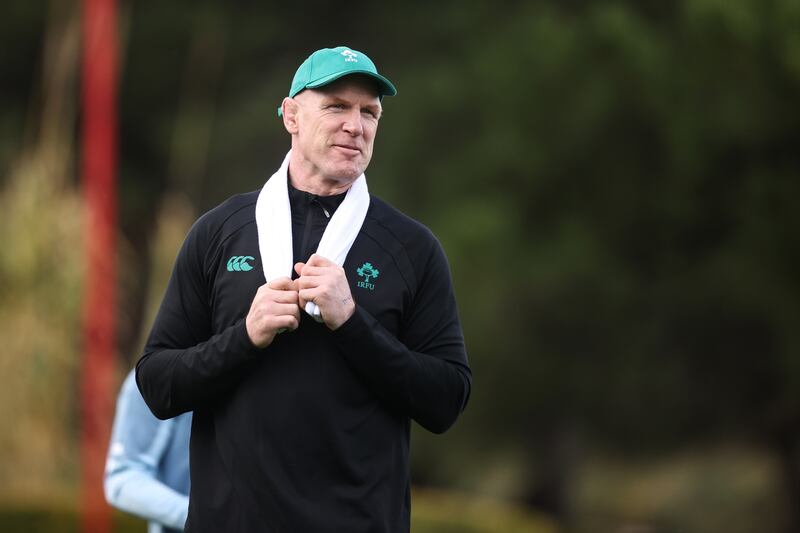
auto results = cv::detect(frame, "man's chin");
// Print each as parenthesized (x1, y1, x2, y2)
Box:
(329, 163, 366, 182)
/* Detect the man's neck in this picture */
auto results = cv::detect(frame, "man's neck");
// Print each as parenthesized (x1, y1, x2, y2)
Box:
(289, 175, 352, 196)
(287, 160, 354, 197)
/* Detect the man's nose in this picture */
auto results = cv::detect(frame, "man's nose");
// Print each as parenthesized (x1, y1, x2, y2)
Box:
(342, 110, 364, 136)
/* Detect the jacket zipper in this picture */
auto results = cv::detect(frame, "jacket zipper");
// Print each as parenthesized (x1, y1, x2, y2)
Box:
(299, 197, 330, 262)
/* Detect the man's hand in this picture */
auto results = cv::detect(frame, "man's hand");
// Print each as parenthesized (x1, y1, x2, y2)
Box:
(295, 254, 356, 330)
(245, 277, 300, 348)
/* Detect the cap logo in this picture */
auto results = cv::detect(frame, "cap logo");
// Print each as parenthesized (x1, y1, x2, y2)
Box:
(341, 50, 358, 63)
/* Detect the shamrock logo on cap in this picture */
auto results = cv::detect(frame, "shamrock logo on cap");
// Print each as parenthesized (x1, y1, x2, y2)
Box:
(341, 49, 358, 62)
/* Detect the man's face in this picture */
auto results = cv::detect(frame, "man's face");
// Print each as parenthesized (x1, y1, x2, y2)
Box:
(288, 76, 382, 187)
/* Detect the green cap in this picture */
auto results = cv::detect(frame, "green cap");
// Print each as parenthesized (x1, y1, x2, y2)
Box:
(278, 46, 397, 116)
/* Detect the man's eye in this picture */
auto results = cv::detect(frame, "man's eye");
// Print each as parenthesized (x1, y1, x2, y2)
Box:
(362, 109, 376, 118)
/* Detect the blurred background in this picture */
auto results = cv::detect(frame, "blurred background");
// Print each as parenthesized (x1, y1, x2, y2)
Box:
(2, 0, 799, 532)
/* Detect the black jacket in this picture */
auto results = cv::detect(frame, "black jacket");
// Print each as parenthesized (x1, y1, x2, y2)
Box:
(136, 186, 471, 533)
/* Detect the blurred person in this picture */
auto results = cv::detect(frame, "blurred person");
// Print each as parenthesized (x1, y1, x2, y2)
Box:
(136, 45, 471, 533)
(105, 369, 191, 533)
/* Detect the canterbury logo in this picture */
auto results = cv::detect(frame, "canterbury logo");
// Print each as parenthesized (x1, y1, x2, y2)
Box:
(226, 255, 255, 272)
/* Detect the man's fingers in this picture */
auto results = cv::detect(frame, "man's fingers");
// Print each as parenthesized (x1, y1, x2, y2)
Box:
(297, 288, 315, 309)
(296, 259, 333, 277)
(298, 288, 321, 306)
(270, 302, 301, 317)
(250, 302, 298, 323)
(268, 276, 296, 291)
(295, 275, 323, 290)
(306, 253, 335, 267)
(295, 265, 328, 278)
(270, 289, 299, 304)
(271, 314, 300, 333)
(278, 312, 300, 330)
(247, 279, 303, 346)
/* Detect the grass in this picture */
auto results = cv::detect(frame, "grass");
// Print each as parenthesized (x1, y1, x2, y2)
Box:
(572, 444, 786, 533)
(412, 487, 557, 533)
(0, 488, 556, 533)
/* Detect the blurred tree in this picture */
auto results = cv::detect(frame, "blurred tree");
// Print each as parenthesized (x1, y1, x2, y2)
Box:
(371, 1, 800, 529)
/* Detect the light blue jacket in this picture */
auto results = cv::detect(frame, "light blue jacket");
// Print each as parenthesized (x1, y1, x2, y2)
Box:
(105, 370, 192, 533)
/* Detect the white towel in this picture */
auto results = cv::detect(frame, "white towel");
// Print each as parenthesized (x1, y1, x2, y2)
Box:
(255, 150, 370, 322)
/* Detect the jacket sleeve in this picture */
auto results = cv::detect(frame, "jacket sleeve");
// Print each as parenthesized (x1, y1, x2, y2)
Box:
(136, 218, 263, 419)
(104, 372, 189, 530)
(332, 236, 471, 434)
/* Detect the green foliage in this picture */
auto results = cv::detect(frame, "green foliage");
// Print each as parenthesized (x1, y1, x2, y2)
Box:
(387, 0, 800, 444)
(0, 142, 83, 497)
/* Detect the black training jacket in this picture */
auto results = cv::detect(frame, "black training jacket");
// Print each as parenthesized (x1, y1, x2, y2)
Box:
(136, 185, 471, 533)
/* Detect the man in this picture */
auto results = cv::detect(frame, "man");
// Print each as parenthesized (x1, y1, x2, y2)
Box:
(105, 369, 191, 533)
(136, 45, 471, 532)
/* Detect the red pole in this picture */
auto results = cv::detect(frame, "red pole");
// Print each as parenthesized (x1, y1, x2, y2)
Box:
(80, 0, 117, 531)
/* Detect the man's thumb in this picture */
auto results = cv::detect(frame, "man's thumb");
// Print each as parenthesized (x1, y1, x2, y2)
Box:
(268, 276, 295, 290)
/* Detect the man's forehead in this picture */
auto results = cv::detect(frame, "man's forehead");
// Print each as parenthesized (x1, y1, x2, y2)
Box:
(312, 75, 382, 100)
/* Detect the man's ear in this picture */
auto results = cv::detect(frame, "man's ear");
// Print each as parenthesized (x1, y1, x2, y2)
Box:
(282, 97, 300, 135)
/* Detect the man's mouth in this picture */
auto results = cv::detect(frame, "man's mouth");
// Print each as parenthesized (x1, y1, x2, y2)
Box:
(332, 144, 361, 155)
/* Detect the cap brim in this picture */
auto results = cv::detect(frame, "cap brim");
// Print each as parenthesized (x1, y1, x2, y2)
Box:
(305, 70, 397, 97)
(279, 69, 397, 116)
